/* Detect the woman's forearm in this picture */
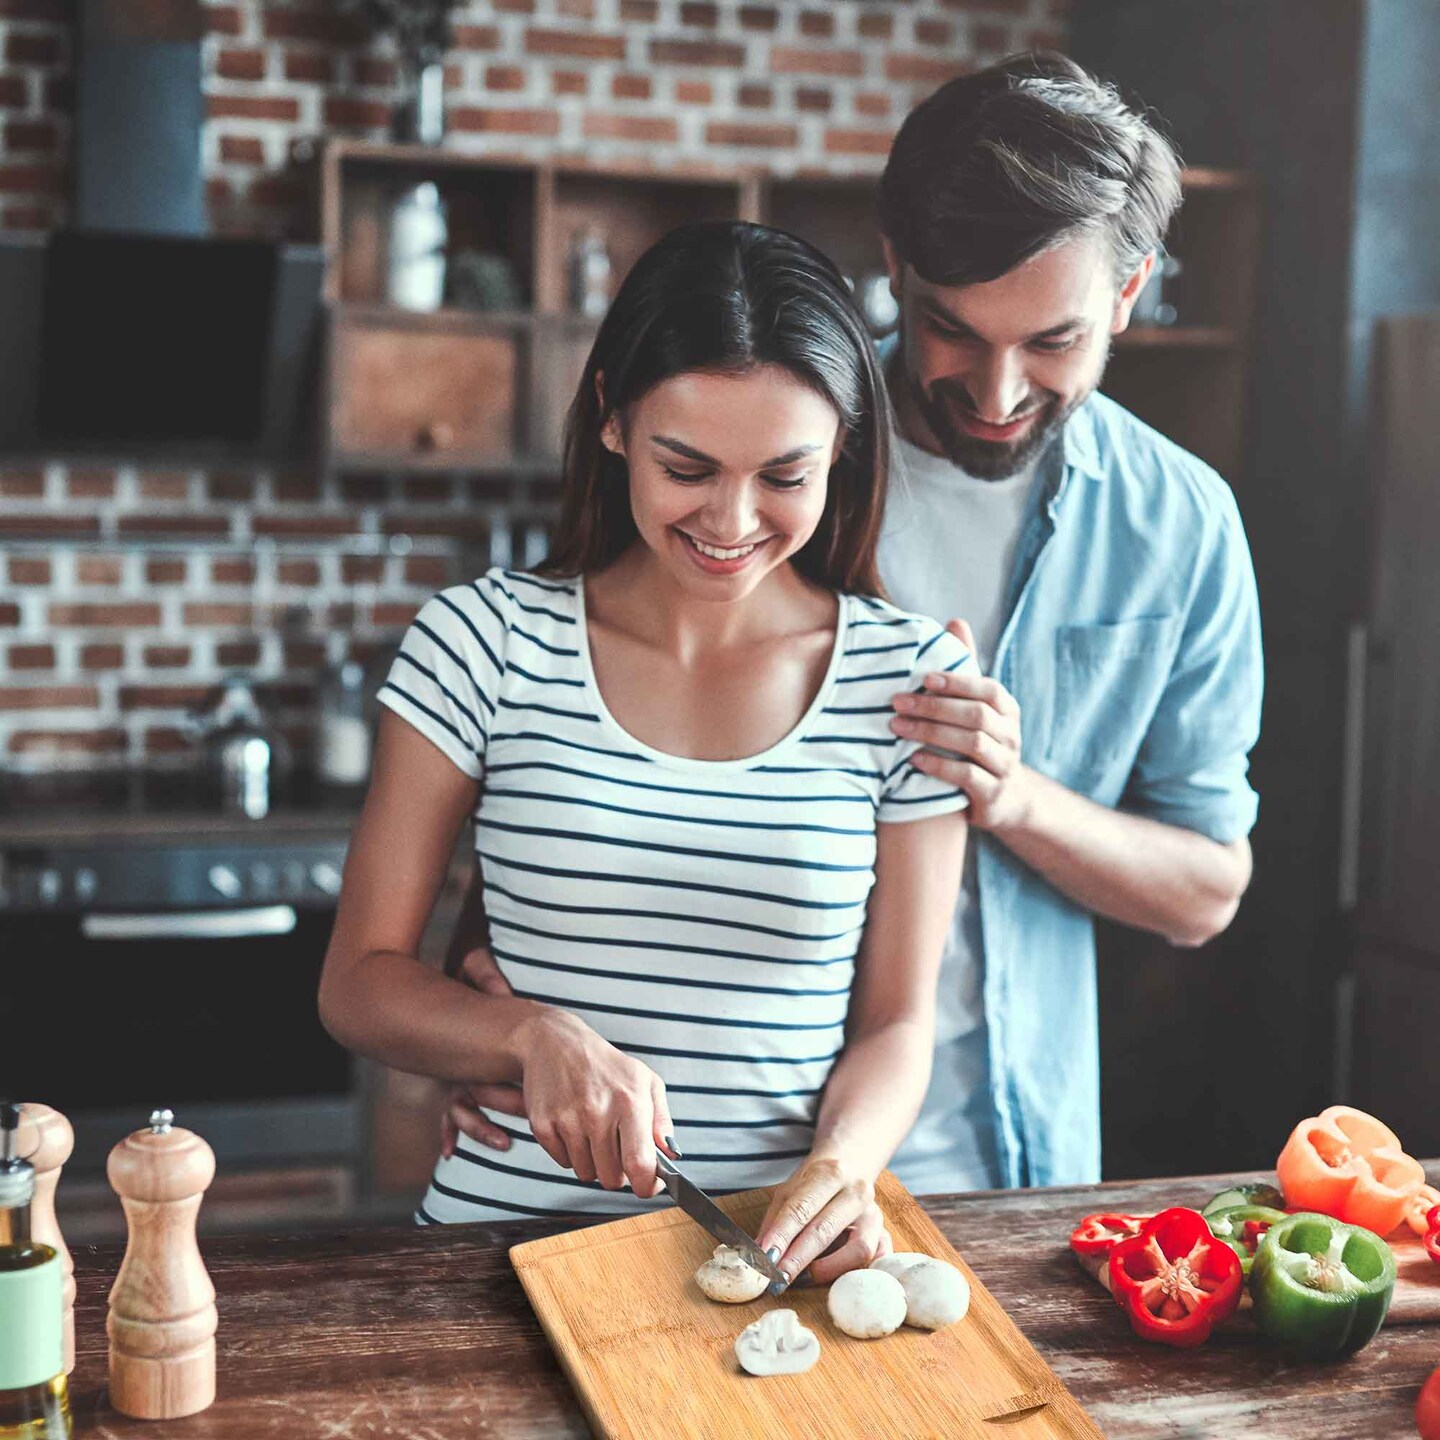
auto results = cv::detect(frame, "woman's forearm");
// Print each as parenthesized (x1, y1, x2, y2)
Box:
(319, 947, 555, 1085)
(809, 1017, 934, 1182)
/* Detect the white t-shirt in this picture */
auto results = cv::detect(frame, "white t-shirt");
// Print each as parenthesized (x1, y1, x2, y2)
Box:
(878, 436, 1043, 1195)
(380, 568, 975, 1223)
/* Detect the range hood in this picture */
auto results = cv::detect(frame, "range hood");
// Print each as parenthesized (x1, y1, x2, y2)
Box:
(0, 0, 323, 462)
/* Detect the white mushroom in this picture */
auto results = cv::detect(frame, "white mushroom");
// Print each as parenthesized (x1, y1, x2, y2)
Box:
(899, 1258, 971, 1330)
(734, 1308, 821, 1376)
(694, 1244, 771, 1303)
(826, 1268, 907, 1339)
(869, 1251, 930, 1282)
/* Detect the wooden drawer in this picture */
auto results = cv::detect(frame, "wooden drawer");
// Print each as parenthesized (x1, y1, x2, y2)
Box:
(330, 316, 518, 465)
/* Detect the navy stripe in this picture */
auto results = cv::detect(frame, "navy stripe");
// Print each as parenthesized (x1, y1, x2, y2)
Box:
(508, 988, 847, 1032)
(393, 649, 494, 724)
(801, 734, 900, 747)
(883, 786, 966, 807)
(489, 1122, 809, 1165)
(666, 1082, 824, 1098)
(435, 593, 504, 678)
(845, 640, 912, 657)
(834, 669, 909, 685)
(428, 1178, 603, 1219)
(851, 616, 910, 629)
(492, 579, 576, 626)
(380, 681, 480, 760)
(915, 629, 945, 662)
(448, 1146, 622, 1194)
(484, 758, 868, 806)
(492, 932, 854, 983)
(504, 571, 577, 596)
(822, 704, 894, 716)
(485, 786, 872, 837)
(413, 616, 496, 717)
(621, 1041, 842, 1065)
(671, 1116, 816, 1129)
(511, 622, 578, 657)
(504, 662, 585, 689)
(753, 762, 884, 780)
(489, 729, 654, 764)
(495, 697, 599, 723)
(478, 849, 867, 911)
(481, 818, 874, 873)
(482, 877, 863, 943)
(470, 580, 508, 635)
(942, 654, 969, 674)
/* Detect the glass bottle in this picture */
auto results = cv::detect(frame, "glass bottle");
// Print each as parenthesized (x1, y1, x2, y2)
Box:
(0, 1104, 69, 1440)
(317, 654, 372, 788)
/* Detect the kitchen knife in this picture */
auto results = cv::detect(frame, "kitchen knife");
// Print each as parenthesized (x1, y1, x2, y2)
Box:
(654, 1154, 787, 1289)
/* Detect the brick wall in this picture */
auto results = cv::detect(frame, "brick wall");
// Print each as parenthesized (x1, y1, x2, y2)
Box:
(0, 0, 1068, 771)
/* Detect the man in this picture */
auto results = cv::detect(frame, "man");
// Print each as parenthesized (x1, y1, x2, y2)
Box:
(438, 52, 1262, 1192)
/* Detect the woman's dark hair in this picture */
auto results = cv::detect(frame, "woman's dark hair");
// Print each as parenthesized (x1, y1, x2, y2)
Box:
(878, 51, 1183, 288)
(536, 220, 891, 598)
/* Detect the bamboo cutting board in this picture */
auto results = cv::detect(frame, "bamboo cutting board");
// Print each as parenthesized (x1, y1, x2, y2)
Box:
(511, 1170, 1104, 1440)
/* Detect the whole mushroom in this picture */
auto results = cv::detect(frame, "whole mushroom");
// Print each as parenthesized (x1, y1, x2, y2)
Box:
(899, 1258, 971, 1330)
(827, 1268, 907, 1339)
(734, 1308, 821, 1376)
(694, 1244, 771, 1303)
(869, 1251, 929, 1282)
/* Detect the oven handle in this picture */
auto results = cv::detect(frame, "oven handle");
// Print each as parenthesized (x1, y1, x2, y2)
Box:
(81, 906, 298, 941)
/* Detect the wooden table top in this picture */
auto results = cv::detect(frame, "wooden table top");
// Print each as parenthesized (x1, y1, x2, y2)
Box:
(66, 1165, 1440, 1439)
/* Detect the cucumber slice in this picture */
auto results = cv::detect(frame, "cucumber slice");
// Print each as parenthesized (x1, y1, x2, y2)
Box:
(1203, 1182, 1285, 1217)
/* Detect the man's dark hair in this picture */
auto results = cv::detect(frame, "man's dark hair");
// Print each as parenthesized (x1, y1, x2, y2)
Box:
(878, 51, 1183, 288)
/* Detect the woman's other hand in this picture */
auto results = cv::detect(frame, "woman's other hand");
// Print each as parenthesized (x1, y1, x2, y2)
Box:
(754, 1148, 893, 1290)
(517, 1008, 678, 1198)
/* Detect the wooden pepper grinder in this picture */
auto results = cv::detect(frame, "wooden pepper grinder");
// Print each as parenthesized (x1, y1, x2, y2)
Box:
(17, 1103, 76, 1376)
(106, 1109, 217, 1420)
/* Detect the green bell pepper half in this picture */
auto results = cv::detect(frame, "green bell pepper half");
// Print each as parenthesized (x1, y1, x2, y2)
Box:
(1205, 1204, 1287, 1277)
(1250, 1212, 1396, 1358)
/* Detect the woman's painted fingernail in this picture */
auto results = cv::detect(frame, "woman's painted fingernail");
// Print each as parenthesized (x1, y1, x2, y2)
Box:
(765, 1245, 781, 1264)
(665, 1135, 682, 1157)
(790, 1268, 814, 1289)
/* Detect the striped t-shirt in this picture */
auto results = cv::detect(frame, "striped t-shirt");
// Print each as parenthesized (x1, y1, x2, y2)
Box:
(378, 566, 974, 1224)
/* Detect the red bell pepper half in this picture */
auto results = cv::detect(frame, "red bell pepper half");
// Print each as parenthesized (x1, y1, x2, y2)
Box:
(1425, 1204, 1440, 1267)
(1108, 1207, 1244, 1348)
(1069, 1212, 1153, 1259)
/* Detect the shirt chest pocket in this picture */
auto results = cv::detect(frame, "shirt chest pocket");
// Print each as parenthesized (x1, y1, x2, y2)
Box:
(1048, 615, 1181, 779)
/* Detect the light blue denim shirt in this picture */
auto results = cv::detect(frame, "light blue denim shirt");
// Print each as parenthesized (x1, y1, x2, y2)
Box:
(911, 391, 1263, 1188)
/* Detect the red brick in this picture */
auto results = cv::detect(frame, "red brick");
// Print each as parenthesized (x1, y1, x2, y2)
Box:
(211, 557, 255, 584)
(0, 604, 18, 626)
(0, 201, 52, 229)
(145, 558, 188, 584)
(144, 728, 191, 754)
(401, 477, 452, 504)
(339, 474, 387, 505)
(486, 64, 527, 92)
(215, 46, 266, 81)
(675, 79, 712, 105)
(0, 163, 64, 195)
(284, 50, 334, 84)
(118, 683, 212, 711)
(0, 515, 100, 538)
(138, 469, 190, 500)
(341, 555, 385, 584)
(4, 32, 60, 65)
(207, 95, 300, 124)
(492, 0, 534, 11)
(11, 729, 125, 756)
(706, 121, 799, 149)
(552, 70, 587, 96)
(824, 128, 895, 157)
(556, 0, 595, 16)
(650, 39, 745, 66)
(205, 472, 255, 505)
(143, 645, 191, 669)
(251, 514, 361, 538)
(404, 555, 453, 586)
(324, 96, 391, 129)
(584, 114, 677, 143)
(74, 556, 121, 586)
(738, 83, 771, 109)
(280, 638, 324, 668)
(611, 73, 651, 100)
(449, 107, 559, 137)
(737, 5, 778, 31)
(79, 642, 123, 669)
(7, 557, 49, 584)
(180, 604, 253, 628)
(261, 7, 364, 44)
(3, 119, 57, 152)
(8, 643, 53, 670)
(245, 173, 303, 210)
(858, 11, 895, 41)
(118, 514, 230, 538)
(916, 18, 954, 45)
(796, 87, 832, 114)
(679, 2, 717, 23)
(354, 56, 399, 86)
(0, 685, 98, 711)
(885, 53, 971, 84)
(277, 558, 320, 586)
(855, 91, 891, 119)
(218, 134, 265, 165)
(619, 0, 657, 18)
(939, 0, 1026, 8)
(382, 514, 492, 542)
(371, 602, 421, 629)
(216, 639, 262, 667)
(771, 47, 863, 77)
(0, 75, 27, 108)
(525, 27, 624, 61)
(51, 603, 160, 628)
(205, 4, 243, 35)
(799, 10, 834, 38)
(452, 24, 500, 50)
(0, 467, 43, 497)
(65, 466, 116, 499)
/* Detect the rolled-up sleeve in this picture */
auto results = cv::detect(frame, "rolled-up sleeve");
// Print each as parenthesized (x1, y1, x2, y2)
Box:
(1122, 488, 1263, 843)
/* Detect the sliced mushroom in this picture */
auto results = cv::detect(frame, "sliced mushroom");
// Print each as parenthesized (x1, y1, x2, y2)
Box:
(734, 1308, 821, 1376)
(869, 1251, 930, 1282)
(695, 1244, 771, 1303)
(899, 1258, 971, 1330)
(826, 1268, 907, 1339)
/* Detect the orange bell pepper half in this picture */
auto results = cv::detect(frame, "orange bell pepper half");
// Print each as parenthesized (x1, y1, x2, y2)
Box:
(1275, 1105, 1424, 1235)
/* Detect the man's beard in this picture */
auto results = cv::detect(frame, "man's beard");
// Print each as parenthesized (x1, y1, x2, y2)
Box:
(908, 338, 1110, 481)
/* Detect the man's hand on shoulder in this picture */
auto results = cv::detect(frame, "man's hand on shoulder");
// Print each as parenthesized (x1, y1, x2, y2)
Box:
(890, 618, 1036, 834)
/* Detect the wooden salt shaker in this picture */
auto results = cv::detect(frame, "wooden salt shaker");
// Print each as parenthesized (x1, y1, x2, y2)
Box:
(17, 1103, 76, 1375)
(106, 1109, 217, 1420)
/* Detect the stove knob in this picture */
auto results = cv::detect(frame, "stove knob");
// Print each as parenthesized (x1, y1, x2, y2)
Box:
(283, 861, 308, 895)
(208, 864, 243, 900)
(37, 868, 62, 905)
(309, 861, 342, 897)
(74, 867, 98, 904)
(249, 862, 275, 896)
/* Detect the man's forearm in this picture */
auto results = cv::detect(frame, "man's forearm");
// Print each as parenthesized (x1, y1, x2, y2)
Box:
(994, 767, 1252, 946)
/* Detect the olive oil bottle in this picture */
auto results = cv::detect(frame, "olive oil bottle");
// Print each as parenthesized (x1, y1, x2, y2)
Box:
(0, 1104, 68, 1440)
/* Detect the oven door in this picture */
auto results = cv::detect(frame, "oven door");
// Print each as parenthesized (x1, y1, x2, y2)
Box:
(1, 905, 351, 1111)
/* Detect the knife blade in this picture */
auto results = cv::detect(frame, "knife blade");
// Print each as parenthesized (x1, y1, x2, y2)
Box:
(654, 1154, 787, 1288)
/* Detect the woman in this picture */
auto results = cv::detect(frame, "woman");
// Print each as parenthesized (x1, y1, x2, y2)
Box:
(318, 221, 971, 1290)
